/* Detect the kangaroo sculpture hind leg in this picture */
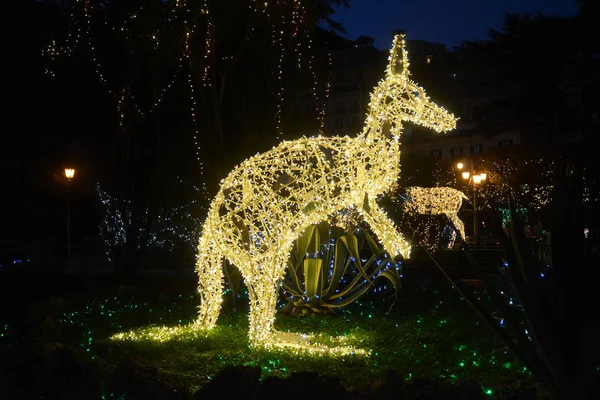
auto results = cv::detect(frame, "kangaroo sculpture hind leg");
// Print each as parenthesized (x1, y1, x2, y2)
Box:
(242, 250, 291, 346)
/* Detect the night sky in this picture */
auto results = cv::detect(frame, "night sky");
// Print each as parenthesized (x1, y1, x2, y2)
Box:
(334, 0, 578, 49)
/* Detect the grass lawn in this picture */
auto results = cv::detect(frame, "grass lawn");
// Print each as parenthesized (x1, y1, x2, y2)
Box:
(2, 279, 535, 398)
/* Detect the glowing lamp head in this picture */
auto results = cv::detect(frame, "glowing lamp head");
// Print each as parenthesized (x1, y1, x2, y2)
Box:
(457, 162, 464, 170)
(64, 168, 76, 180)
(480, 173, 487, 181)
(461, 171, 470, 180)
(473, 175, 482, 184)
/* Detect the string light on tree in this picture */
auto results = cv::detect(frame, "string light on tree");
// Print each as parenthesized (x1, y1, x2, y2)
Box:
(201, 0, 213, 86)
(273, 1, 286, 142)
(46, 0, 335, 201)
(193, 34, 457, 353)
(320, 51, 332, 134)
(96, 180, 204, 258)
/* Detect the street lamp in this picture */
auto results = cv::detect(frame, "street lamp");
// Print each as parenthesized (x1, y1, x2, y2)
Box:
(65, 168, 75, 180)
(64, 168, 76, 257)
(457, 161, 486, 243)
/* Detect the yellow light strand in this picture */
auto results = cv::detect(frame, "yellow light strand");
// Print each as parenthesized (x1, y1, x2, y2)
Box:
(320, 51, 332, 134)
(202, 0, 212, 86)
(274, 1, 286, 141)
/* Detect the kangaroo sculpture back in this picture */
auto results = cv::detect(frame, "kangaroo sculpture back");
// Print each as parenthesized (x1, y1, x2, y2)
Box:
(195, 34, 458, 350)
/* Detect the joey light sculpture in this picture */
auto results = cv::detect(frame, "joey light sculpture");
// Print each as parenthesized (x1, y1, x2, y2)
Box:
(195, 34, 457, 352)
(403, 187, 468, 241)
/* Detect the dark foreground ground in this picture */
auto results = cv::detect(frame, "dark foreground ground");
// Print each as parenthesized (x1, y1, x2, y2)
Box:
(0, 251, 554, 400)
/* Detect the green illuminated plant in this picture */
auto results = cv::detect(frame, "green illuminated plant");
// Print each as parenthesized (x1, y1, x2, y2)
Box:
(280, 221, 402, 316)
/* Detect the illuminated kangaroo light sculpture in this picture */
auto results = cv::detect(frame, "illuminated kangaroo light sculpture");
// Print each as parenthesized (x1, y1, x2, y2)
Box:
(403, 186, 469, 240)
(195, 34, 457, 350)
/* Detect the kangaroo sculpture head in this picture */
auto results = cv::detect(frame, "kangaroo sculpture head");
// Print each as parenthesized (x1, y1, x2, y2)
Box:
(362, 34, 457, 142)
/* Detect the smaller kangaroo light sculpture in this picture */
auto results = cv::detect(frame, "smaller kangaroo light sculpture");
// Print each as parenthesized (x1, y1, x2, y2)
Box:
(403, 187, 469, 240)
(195, 35, 458, 351)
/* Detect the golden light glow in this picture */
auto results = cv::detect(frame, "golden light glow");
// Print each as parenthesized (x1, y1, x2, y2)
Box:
(462, 171, 470, 180)
(480, 173, 487, 180)
(110, 324, 205, 343)
(64, 168, 76, 180)
(110, 325, 370, 357)
(456, 162, 464, 170)
(473, 175, 482, 184)
(194, 34, 457, 352)
(403, 187, 468, 240)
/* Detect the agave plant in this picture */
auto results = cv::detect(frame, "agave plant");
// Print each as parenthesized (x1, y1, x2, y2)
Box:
(280, 221, 402, 316)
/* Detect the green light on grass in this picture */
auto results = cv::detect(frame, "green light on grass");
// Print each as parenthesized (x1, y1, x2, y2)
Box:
(485, 388, 493, 395)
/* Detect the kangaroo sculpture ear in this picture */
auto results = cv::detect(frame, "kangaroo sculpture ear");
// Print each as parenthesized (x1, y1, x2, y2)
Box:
(387, 34, 410, 78)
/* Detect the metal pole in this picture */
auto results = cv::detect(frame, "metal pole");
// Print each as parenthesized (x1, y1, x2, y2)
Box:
(473, 184, 478, 243)
(469, 158, 478, 243)
(66, 187, 71, 257)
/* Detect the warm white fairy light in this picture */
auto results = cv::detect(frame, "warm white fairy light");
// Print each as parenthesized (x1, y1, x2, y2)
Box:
(117, 88, 126, 132)
(402, 187, 468, 240)
(201, 0, 212, 86)
(307, 38, 324, 134)
(274, 3, 286, 141)
(147, 57, 186, 115)
(83, 0, 111, 92)
(319, 51, 332, 134)
(194, 34, 457, 352)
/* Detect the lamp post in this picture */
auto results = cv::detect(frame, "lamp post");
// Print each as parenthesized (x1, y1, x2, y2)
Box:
(457, 161, 486, 243)
(64, 168, 76, 257)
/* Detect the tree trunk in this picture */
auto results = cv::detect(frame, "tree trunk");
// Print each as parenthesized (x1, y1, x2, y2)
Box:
(551, 151, 590, 398)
